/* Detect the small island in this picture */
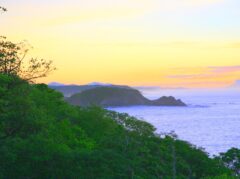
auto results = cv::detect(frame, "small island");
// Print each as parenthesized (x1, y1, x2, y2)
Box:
(66, 86, 186, 107)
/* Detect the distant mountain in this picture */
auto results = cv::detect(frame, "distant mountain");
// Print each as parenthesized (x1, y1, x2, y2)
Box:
(48, 82, 66, 86)
(231, 80, 240, 88)
(135, 86, 186, 91)
(49, 83, 131, 97)
(66, 86, 186, 107)
(134, 86, 162, 91)
(87, 82, 112, 86)
(50, 85, 96, 97)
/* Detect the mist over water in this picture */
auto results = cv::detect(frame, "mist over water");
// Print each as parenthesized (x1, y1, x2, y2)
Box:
(109, 88, 240, 155)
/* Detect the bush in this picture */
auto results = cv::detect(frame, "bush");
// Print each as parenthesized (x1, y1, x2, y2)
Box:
(0, 74, 234, 178)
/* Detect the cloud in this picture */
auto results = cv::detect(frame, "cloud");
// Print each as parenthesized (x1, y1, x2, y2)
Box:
(8, 0, 225, 27)
(168, 74, 211, 79)
(209, 66, 240, 73)
(167, 65, 240, 79)
(227, 43, 240, 48)
(183, 0, 224, 5)
(172, 81, 228, 86)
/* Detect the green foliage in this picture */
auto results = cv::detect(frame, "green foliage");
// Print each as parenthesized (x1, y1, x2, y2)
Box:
(67, 86, 144, 107)
(0, 37, 56, 82)
(0, 74, 235, 178)
(216, 148, 240, 177)
(0, 75, 94, 178)
(1, 6, 236, 179)
(204, 174, 236, 179)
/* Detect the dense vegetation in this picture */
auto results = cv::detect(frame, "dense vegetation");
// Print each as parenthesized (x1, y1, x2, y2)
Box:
(66, 86, 186, 107)
(0, 74, 239, 178)
(0, 13, 239, 178)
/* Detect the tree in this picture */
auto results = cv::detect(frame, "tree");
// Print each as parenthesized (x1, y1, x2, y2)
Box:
(0, 75, 95, 178)
(217, 148, 240, 177)
(0, 4, 236, 179)
(0, 73, 234, 178)
(0, 6, 7, 12)
(0, 36, 56, 82)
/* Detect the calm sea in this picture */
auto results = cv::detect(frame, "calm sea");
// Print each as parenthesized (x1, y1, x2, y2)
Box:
(109, 88, 240, 156)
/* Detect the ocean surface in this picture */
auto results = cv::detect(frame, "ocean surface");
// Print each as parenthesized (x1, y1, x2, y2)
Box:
(108, 88, 240, 156)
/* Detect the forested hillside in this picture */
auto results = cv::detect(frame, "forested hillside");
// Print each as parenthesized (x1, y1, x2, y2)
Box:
(0, 23, 239, 179)
(0, 74, 238, 178)
(66, 86, 186, 107)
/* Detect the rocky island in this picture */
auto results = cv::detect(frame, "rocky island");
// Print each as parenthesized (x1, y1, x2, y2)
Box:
(66, 86, 186, 107)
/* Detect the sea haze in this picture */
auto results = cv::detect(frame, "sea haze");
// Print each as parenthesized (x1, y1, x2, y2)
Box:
(108, 88, 240, 156)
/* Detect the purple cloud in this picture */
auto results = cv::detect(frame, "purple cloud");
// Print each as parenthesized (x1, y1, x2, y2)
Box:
(168, 74, 211, 79)
(209, 66, 240, 73)
(167, 65, 240, 79)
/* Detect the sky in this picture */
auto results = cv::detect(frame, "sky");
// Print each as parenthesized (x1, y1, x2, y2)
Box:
(1, 0, 240, 88)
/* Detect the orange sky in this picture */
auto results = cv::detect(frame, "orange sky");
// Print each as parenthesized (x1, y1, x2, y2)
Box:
(1, 0, 240, 88)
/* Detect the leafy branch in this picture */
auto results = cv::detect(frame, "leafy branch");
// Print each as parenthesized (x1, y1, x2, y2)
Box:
(0, 36, 56, 82)
(0, 6, 7, 12)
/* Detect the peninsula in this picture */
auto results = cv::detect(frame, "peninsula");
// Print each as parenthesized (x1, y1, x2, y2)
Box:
(66, 86, 186, 107)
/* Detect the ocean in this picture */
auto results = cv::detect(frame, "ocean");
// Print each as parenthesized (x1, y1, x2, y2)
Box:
(108, 88, 240, 156)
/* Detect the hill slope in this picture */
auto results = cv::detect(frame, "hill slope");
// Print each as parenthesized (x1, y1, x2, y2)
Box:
(49, 84, 130, 97)
(0, 74, 234, 178)
(66, 87, 186, 107)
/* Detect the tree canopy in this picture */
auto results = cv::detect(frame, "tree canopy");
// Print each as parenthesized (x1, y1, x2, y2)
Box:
(0, 37, 55, 82)
(0, 6, 239, 178)
(0, 73, 237, 178)
(217, 148, 240, 177)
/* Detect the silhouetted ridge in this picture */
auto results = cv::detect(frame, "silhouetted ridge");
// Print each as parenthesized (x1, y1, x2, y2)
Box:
(49, 84, 131, 97)
(66, 87, 186, 107)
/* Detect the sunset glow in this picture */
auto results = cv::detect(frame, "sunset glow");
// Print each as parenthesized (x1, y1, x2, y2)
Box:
(1, 0, 240, 88)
